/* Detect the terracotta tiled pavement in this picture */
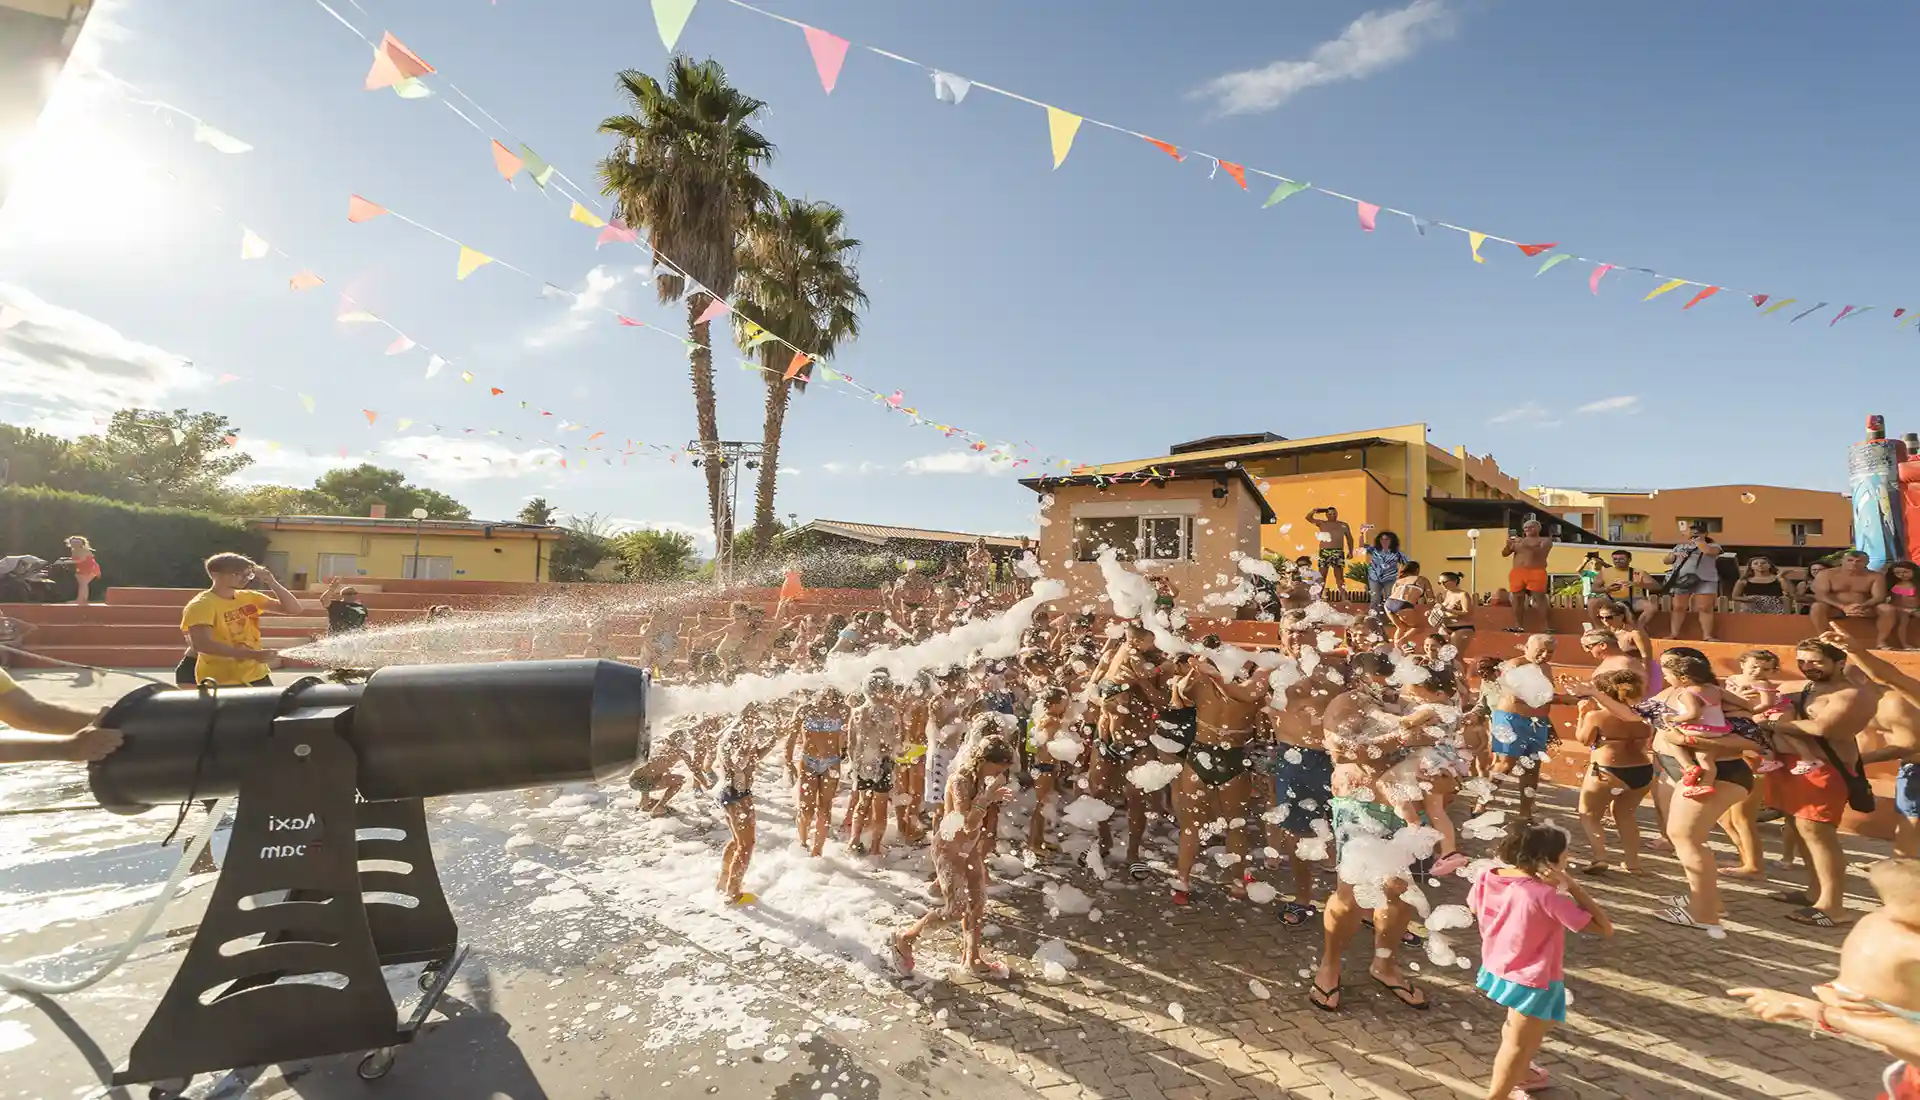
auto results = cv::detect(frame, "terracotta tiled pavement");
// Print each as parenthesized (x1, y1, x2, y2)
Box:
(908, 787, 1888, 1100)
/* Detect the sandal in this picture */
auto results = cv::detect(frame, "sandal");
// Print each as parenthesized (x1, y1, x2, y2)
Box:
(1765, 888, 1814, 905)
(1518, 1063, 1551, 1090)
(1654, 906, 1727, 938)
(1129, 861, 1152, 881)
(1578, 863, 1610, 876)
(1171, 888, 1192, 907)
(1307, 982, 1341, 1012)
(1785, 906, 1841, 928)
(1279, 901, 1319, 926)
(1370, 974, 1429, 1010)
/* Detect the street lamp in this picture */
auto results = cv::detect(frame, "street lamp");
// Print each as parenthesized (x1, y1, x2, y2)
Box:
(411, 507, 429, 578)
(1466, 529, 1480, 595)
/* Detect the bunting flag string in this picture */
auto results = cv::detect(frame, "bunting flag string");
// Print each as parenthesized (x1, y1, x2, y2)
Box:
(642, 0, 1920, 333)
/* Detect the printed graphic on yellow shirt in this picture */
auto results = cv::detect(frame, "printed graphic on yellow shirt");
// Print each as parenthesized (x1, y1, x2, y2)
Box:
(180, 589, 273, 686)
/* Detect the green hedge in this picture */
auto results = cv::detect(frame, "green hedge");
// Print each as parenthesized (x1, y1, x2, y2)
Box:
(0, 486, 268, 594)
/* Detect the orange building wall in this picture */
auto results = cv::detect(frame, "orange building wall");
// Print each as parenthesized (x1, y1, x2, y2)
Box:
(1247, 469, 1399, 560)
(1599, 484, 1851, 548)
(1032, 480, 1267, 616)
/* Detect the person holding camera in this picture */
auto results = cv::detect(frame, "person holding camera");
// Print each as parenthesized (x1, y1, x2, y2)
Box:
(179, 553, 305, 687)
(1663, 522, 1725, 642)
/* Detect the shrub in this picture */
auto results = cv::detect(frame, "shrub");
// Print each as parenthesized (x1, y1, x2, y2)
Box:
(0, 486, 268, 592)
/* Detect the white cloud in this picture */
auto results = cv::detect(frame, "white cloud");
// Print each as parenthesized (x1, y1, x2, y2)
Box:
(1487, 403, 1557, 427)
(902, 451, 1016, 476)
(777, 465, 801, 476)
(1574, 395, 1641, 416)
(377, 434, 564, 482)
(230, 438, 360, 483)
(822, 460, 885, 475)
(523, 265, 625, 349)
(0, 283, 203, 419)
(1193, 0, 1455, 116)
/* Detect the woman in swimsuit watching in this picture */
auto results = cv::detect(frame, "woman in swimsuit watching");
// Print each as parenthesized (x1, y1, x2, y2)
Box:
(1733, 556, 1795, 616)
(1573, 668, 1655, 874)
(1887, 561, 1920, 650)
(794, 688, 851, 857)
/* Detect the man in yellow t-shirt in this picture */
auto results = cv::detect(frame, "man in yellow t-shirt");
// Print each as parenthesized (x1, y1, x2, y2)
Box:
(0, 668, 124, 762)
(180, 553, 305, 687)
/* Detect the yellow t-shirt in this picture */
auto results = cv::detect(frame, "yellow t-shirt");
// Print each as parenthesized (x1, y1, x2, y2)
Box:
(0, 668, 15, 695)
(181, 589, 274, 685)
(1598, 565, 1637, 599)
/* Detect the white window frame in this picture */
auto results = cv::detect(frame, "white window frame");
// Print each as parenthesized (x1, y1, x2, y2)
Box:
(316, 553, 359, 579)
(402, 555, 455, 580)
(1068, 501, 1199, 563)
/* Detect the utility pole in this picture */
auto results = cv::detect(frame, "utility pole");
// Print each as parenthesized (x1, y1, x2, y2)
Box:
(686, 440, 765, 588)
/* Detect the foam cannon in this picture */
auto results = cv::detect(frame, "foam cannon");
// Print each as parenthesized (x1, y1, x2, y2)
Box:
(86, 659, 649, 1098)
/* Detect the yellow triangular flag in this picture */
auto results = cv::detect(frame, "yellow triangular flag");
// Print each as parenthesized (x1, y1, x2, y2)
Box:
(1468, 231, 1488, 264)
(569, 201, 607, 229)
(1644, 278, 1686, 301)
(456, 246, 494, 280)
(240, 228, 270, 260)
(1046, 106, 1082, 169)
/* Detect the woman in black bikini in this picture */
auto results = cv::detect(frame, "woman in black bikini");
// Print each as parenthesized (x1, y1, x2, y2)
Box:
(1733, 556, 1795, 616)
(794, 689, 850, 857)
(1573, 668, 1655, 874)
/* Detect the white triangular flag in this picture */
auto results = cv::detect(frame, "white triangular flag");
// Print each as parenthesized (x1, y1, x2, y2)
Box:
(192, 121, 252, 154)
(932, 71, 971, 105)
(239, 228, 270, 260)
(425, 355, 446, 379)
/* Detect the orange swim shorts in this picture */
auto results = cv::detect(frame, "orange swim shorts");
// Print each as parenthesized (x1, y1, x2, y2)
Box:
(1508, 567, 1550, 595)
(1768, 757, 1849, 825)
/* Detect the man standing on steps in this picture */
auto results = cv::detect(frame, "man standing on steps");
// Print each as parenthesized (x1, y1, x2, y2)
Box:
(1306, 507, 1355, 597)
(180, 553, 304, 688)
(320, 577, 369, 634)
(1755, 637, 1877, 928)
(1501, 517, 1555, 635)
(1821, 633, 1920, 859)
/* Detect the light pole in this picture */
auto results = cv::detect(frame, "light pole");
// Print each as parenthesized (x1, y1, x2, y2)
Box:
(411, 507, 429, 578)
(686, 439, 767, 588)
(1466, 529, 1480, 595)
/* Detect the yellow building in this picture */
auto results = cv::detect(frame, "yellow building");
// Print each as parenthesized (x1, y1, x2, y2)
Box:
(1527, 483, 1852, 555)
(246, 515, 562, 587)
(1089, 424, 1673, 593)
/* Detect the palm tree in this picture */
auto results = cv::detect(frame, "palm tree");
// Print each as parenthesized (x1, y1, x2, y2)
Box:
(597, 58, 774, 555)
(733, 194, 868, 556)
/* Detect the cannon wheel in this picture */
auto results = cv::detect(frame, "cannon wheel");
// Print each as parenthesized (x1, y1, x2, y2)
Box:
(147, 1078, 191, 1100)
(357, 1048, 396, 1080)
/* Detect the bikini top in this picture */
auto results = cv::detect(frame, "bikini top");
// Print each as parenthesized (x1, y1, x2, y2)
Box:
(803, 716, 846, 732)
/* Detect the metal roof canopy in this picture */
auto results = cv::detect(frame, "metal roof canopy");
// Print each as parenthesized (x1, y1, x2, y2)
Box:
(1020, 465, 1279, 525)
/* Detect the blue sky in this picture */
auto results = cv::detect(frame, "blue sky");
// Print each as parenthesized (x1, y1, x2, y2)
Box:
(4, 0, 1918, 550)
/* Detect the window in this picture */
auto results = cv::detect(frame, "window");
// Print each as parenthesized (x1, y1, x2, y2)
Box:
(1675, 517, 1723, 534)
(1780, 517, 1824, 545)
(403, 555, 454, 580)
(316, 553, 358, 579)
(1074, 516, 1194, 562)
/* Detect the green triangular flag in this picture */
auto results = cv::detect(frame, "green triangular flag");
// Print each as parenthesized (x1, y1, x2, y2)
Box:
(1262, 180, 1310, 208)
(1534, 253, 1573, 276)
(520, 145, 555, 190)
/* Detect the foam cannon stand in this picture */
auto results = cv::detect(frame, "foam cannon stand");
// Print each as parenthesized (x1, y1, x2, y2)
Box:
(85, 659, 650, 1098)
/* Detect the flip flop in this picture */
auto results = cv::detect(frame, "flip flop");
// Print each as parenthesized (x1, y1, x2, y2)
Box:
(1579, 863, 1611, 876)
(1129, 862, 1152, 881)
(1171, 888, 1192, 907)
(1785, 906, 1841, 928)
(1654, 906, 1727, 938)
(1279, 901, 1319, 926)
(1308, 983, 1341, 1012)
(1518, 1063, 1551, 1090)
(1370, 975, 1429, 1010)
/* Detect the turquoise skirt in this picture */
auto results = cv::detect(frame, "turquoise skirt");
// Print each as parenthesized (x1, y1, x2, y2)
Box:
(1476, 967, 1567, 1022)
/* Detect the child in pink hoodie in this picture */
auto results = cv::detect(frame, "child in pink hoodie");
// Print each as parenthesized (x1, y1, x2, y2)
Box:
(1470, 820, 1614, 1099)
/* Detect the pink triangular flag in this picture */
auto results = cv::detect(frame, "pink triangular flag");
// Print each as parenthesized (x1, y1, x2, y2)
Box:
(347, 194, 388, 223)
(802, 26, 850, 94)
(385, 335, 416, 355)
(1589, 263, 1614, 295)
(216, 373, 239, 384)
(693, 297, 730, 326)
(490, 140, 523, 181)
(1356, 202, 1379, 232)
(617, 314, 645, 327)
(290, 271, 324, 291)
(597, 217, 638, 248)
(1830, 304, 1856, 327)
(364, 32, 434, 91)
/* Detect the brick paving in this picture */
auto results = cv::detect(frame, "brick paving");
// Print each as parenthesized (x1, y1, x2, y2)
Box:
(906, 785, 1889, 1100)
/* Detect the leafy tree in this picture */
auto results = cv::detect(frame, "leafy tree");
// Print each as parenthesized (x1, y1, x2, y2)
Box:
(733, 195, 867, 554)
(312, 464, 470, 520)
(0, 424, 130, 498)
(610, 527, 699, 582)
(598, 57, 775, 558)
(547, 512, 614, 582)
(69, 408, 252, 507)
(517, 497, 557, 525)
(224, 483, 344, 516)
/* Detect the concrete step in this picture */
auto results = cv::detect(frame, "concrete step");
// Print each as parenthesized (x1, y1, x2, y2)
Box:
(0, 603, 187, 626)
(23, 621, 323, 646)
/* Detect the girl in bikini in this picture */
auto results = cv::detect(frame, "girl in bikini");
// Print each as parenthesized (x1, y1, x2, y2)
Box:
(892, 733, 1019, 978)
(714, 702, 780, 905)
(1888, 561, 1920, 650)
(1025, 685, 1070, 853)
(1383, 560, 1430, 651)
(1573, 668, 1654, 873)
(794, 689, 850, 857)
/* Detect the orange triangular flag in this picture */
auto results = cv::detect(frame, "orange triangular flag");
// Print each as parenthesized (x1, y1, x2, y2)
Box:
(1218, 160, 1248, 190)
(778, 569, 804, 604)
(783, 351, 811, 381)
(489, 386, 504, 395)
(1682, 285, 1721, 310)
(362, 409, 379, 426)
(490, 140, 523, 181)
(290, 271, 324, 291)
(364, 32, 434, 91)
(347, 194, 388, 223)
(1514, 242, 1558, 257)
(1143, 136, 1184, 162)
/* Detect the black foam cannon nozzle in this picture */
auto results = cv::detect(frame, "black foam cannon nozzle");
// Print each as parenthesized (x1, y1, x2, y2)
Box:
(88, 659, 651, 814)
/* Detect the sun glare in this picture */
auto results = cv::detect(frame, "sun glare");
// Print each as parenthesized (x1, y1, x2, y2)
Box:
(0, 69, 178, 256)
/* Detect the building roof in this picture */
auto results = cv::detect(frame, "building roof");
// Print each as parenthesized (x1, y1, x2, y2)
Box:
(791, 519, 1029, 549)
(1167, 431, 1287, 455)
(1019, 464, 1280, 524)
(246, 515, 562, 538)
(1094, 426, 1424, 475)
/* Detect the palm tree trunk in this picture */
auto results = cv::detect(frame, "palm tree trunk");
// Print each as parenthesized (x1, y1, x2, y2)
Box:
(687, 294, 726, 558)
(752, 374, 791, 555)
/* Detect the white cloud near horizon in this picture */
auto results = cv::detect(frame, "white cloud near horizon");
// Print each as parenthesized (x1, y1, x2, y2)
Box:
(523, 265, 625, 349)
(1487, 402, 1560, 428)
(903, 451, 1015, 476)
(0, 283, 204, 422)
(606, 517, 717, 553)
(1574, 395, 1641, 415)
(1193, 0, 1456, 116)
(377, 435, 565, 482)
